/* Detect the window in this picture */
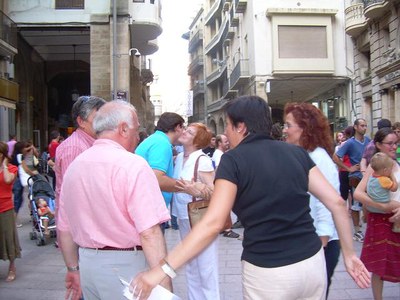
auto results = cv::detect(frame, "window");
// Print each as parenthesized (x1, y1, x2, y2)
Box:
(55, 0, 84, 9)
(278, 26, 327, 59)
(132, 0, 145, 2)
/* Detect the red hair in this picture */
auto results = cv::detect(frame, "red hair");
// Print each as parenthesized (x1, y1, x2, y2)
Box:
(190, 123, 212, 149)
(284, 103, 334, 156)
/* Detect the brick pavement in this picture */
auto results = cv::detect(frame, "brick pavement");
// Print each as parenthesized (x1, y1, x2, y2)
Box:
(1, 202, 399, 299)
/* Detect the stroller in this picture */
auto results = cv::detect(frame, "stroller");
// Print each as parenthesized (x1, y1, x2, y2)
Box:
(27, 174, 56, 246)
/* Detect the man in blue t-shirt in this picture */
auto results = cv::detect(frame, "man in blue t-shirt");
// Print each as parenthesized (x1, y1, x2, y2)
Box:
(136, 112, 207, 232)
(333, 118, 370, 242)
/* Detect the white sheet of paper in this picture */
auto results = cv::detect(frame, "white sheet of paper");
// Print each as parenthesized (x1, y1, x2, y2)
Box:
(123, 285, 181, 300)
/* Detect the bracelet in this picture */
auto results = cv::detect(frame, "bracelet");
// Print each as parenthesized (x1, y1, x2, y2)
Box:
(67, 265, 79, 272)
(160, 259, 177, 279)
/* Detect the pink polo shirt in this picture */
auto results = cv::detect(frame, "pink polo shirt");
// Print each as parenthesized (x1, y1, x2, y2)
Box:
(55, 129, 95, 202)
(57, 139, 170, 248)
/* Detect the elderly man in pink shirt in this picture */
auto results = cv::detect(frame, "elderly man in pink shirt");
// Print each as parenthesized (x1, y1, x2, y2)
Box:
(57, 100, 171, 300)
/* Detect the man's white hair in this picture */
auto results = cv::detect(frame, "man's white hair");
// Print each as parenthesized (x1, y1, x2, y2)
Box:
(93, 100, 137, 135)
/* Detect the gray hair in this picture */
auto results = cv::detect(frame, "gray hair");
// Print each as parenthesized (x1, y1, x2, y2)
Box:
(93, 100, 137, 135)
(71, 96, 106, 127)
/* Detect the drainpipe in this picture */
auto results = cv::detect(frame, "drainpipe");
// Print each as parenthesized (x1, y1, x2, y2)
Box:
(112, 0, 118, 100)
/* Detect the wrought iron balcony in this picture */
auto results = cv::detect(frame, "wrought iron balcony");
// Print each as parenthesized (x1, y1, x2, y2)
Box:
(235, 0, 247, 13)
(363, 0, 389, 20)
(230, 59, 249, 89)
(192, 81, 205, 98)
(189, 30, 203, 52)
(345, 2, 367, 37)
(188, 55, 204, 76)
(0, 10, 17, 53)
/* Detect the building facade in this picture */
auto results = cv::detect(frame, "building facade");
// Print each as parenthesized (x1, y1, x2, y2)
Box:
(187, 0, 355, 135)
(0, 0, 161, 147)
(345, 0, 400, 133)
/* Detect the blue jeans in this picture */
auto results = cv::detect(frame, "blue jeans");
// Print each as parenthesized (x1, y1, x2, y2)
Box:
(13, 178, 24, 214)
(324, 239, 341, 297)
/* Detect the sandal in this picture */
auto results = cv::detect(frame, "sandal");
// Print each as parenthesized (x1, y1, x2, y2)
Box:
(6, 270, 16, 282)
(223, 230, 240, 239)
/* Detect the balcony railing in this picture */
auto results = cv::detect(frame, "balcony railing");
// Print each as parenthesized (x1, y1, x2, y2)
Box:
(235, 0, 247, 13)
(0, 77, 19, 102)
(55, 0, 84, 9)
(188, 55, 204, 75)
(205, 0, 222, 25)
(345, 2, 367, 37)
(363, 0, 389, 20)
(0, 10, 17, 50)
(193, 81, 205, 98)
(230, 59, 249, 88)
(189, 30, 203, 52)
(205, 17, 228, 54)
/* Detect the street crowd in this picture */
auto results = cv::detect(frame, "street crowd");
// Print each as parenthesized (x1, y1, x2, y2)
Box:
(1, 94, 400, 300)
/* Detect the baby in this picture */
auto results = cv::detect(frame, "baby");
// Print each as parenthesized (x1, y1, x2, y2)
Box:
(36, 198, 54, 236)
(366, 152, 399, 232)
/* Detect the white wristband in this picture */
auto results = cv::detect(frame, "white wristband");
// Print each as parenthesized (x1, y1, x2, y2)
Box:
(160, 259, 177, 279)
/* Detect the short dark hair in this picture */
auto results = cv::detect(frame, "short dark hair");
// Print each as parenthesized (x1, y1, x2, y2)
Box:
(50, 130, 60, 140)
(71, 96, 106, 127)
(354, 118, 366, 126)
(155, 112, 184, 133)
(224, 95, 272, 135)
(377, 118, 391, 130)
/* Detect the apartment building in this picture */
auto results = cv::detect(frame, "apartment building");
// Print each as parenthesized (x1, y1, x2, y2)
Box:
(0, 0, 161, 147)
(345, 0, 400, 132)
(0, 0, 17, 141)
(187, 0, 353, 135)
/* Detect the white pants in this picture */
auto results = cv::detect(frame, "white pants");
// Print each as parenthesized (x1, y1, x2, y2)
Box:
(242, 247, 327, 300)
(79, 247, 147, 300)
(178, 219, 220, 300)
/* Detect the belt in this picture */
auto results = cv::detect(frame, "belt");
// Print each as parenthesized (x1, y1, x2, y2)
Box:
(84, 246, 143, 251)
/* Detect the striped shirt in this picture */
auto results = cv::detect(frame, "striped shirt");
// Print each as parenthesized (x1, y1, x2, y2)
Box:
(55, 129, 95, 217)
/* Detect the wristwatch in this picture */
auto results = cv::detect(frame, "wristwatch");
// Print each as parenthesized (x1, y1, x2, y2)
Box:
(160, 259, 176, 279)
(67, 265, 79, 272)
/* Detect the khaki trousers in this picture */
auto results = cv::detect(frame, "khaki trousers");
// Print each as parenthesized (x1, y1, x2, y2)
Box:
(242, 247, 326, 300)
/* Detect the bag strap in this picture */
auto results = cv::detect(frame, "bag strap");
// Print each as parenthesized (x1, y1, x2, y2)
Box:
(192, 154, 206, 202)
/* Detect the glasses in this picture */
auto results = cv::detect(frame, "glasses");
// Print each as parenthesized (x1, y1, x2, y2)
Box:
(282, 123, 299, 130)
(381, 141, 398, 147)
(185, 128, 196, 136)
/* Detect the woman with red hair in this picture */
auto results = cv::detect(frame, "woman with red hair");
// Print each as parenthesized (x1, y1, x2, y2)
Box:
(283, 102, 340, 297)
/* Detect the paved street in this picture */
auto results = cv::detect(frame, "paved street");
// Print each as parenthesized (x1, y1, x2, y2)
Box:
(1, 202, 399, 300)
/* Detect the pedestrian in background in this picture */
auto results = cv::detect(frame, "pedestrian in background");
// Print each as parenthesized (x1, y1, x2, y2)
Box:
(283, 102, 341, 297)
(58, 100, 171, 300)
(0, 141, 20, 282)
(354, 127, 400, 300)
(172, 122, 220, 300)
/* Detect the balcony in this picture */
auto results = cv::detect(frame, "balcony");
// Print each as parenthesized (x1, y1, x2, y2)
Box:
(189, 30, 203, 53)
(230, 9, 239, 27)
(345, 2, 367, 37)
(223, 79, 238, 99)
(205, 17, 228, 54)
(188, 55, 204, 75)
(235, 0, 247, 13)
(205, 0, 222, 25)
(0, 77, 19, 102)
(192, 81, 205, 98)
(363, 0, 390, 20)
(230, 59, 249, 89)
(207, 63, 227, 84)
(0, 10, 18, 57)
(129, 0, 162, 54)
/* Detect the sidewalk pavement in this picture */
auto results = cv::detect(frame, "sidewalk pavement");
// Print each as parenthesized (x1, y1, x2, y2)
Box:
(1, 202, 399, 299)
